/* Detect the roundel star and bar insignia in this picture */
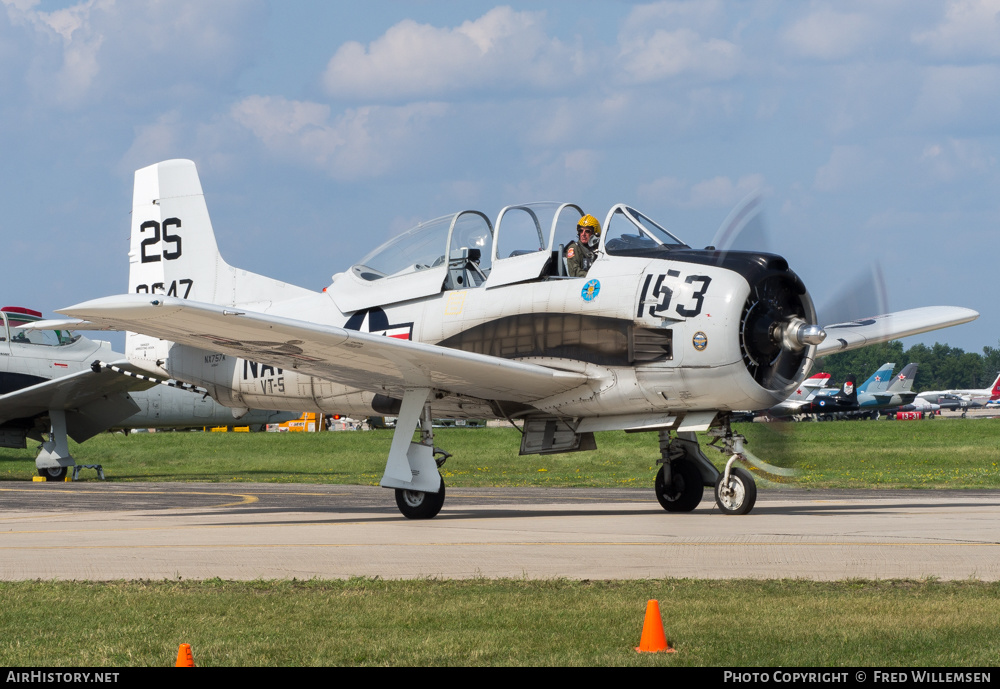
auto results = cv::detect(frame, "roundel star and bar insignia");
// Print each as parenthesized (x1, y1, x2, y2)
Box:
(692, 331, 708, 351)
(581, 279, 600, 302)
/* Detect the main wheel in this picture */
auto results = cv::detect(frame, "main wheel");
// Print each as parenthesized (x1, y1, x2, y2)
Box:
(654, 461, 704, 513)
(394, 478, 446, 519)
(39, 466, 68, 482)
(715, 466, 757, 515)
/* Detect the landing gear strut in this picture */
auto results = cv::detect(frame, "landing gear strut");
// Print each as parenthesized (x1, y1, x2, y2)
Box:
(35, 410, 75, 482)
(381, 388, 449, 519)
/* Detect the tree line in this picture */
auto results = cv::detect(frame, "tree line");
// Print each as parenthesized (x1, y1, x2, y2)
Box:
(815, 341, 1000, 393)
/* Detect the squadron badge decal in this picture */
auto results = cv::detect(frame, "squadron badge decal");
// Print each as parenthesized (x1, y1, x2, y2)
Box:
(692, 331, 708, 351)
(581, 279, 600, 302)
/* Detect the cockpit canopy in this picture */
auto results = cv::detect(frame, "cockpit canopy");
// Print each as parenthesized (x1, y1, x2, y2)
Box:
(603, 206, 688, 255)
(333, 203, 689, 312)
(1, 306, 79, 346)
(352, 211, 493, 282)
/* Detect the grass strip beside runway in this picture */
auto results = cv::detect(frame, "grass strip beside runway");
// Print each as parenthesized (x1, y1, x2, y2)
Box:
(2, 578, 998, 667)
(0, 420, 997, 489)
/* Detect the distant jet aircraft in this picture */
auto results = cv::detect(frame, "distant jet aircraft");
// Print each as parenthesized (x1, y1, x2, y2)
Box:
(799, 376, 859, 418)
(763, 363, 901, 419)
(915, 373, 1000, 407)
(856, 363, 919, 415)
(1, 306, 295, 481)
(756, 372, 832, 417)
(857, 363, 895, 395)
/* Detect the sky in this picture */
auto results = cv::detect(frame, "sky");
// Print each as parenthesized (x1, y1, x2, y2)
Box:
(0, 0, 997, 353)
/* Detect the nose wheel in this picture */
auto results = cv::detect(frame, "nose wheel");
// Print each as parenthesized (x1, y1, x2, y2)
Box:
(714, 465, 757, 515)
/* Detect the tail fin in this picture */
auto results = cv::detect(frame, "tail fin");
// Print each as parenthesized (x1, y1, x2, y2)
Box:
(990, 372, 1000, 400)
(128, 159, 313, 307)
(839, 375, 857, 403)
(887, 363, 919, 393)
(126, 160, 314, 373)
(803, 373, 831, 389)
(858, 363, 894, 394)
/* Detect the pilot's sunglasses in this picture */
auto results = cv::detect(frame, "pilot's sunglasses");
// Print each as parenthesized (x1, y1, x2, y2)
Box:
(578, 227, 593, 234)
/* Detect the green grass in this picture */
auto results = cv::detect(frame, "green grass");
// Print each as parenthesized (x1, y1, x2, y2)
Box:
(2, 579, 998, 667)
(1, 419, 997, 489)
(3, 423, 999, 667)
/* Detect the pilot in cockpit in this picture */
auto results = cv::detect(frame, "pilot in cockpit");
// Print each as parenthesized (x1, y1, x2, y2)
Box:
(565, 214, 600, 277)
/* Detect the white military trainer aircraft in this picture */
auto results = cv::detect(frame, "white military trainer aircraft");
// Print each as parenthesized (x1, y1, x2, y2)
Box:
(1, 305, 296, 480)
(57, 160, 978, 516)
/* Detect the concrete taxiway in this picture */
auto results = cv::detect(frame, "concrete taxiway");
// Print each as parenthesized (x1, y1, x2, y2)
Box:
(1, 483, 998, 581)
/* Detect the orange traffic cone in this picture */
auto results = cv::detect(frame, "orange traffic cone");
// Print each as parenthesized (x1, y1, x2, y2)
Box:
(175, 643, 195, 667)
(635, 600, 675, 653)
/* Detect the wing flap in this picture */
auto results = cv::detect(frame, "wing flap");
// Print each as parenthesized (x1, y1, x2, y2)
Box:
(60, 295, 592, 403)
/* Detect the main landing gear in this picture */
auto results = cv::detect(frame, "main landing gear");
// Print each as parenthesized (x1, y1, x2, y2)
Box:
(35, 410, 75, 482)
(654, 432, 706, 512)
(380, 388, 450, 519)
(653, 420, 759, 516)
(394, 447, 451, 520)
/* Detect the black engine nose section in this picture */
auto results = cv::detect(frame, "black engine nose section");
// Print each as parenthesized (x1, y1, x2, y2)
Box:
(731, 256, 815, 394)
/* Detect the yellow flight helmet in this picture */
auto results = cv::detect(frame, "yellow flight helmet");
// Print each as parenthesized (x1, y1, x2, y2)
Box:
(577, 214, 601, 235)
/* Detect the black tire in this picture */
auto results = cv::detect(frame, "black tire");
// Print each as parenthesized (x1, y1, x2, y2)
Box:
(714, 466, 757, 515)
(394, 478, 445, 519)
(39, 466, 68, 482)
(654, 461, 704, 513)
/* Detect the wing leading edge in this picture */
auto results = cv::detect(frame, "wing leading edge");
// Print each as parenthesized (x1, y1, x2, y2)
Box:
(59, 295, 592, 404)
(816, 306, 979, 357)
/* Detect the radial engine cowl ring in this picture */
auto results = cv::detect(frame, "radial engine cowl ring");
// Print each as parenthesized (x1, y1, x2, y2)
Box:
(738, 267, 818, 394)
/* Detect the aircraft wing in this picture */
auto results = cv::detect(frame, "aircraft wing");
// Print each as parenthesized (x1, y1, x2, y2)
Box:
(27, 318, 115, 331)
(59, 295, 592, 403)
(0, 364, 153, 442)
(816, 306, 978, 357)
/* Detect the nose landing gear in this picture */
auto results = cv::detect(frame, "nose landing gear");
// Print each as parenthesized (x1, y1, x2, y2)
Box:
(706, 424, 758, 515)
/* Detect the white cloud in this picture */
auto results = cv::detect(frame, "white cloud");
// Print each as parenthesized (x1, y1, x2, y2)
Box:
(782, 8, 875, 60)
(2, 0, 263, 108)
(910, 65, 1000, 129)
(230, 95, 449, 180)
(638, 173, 765, 208)
(619, 28, 741, 82)
(619, 0, 726, 36)
(617, 1, 741, 82)
(118, 110, 184, 173)
(3, 0, 110, 105)
(323, 6, 584, 101)
(814, 145, 869, 192)
(913, 0, 1000, 59)
(919, 138, 996, 181)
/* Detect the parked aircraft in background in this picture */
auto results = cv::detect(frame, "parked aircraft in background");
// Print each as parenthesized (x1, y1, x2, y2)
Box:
(915, 373, 1000, 407)
(756, 372, 832, 417)
(857, 363, 895, 395)
(55, 160, 978, 516)
(885, 396, 941, 417)
(799, 376, 859, 418)
(761, 362, 914, 420)
(857, 363, 919, 415)
(1, 306, 295, 480)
